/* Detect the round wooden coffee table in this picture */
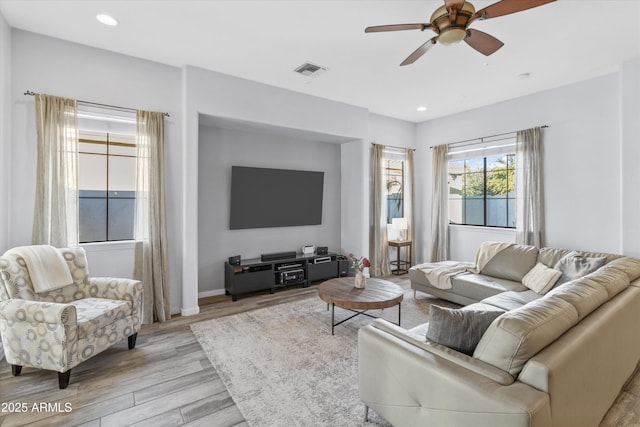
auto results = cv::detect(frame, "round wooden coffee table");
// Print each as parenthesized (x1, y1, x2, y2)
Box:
(318, 277, 404, 335)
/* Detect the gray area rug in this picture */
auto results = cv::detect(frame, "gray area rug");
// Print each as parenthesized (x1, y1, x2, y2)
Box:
(191, 289, 457, 427)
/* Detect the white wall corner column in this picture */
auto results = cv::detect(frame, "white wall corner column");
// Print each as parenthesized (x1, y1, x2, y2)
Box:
(620, 57, 640, 257)
(181, 66, 200, 316)
(0, 10, 6, 362)
(340, 139, 368, 258)
(0, 13, 11, 254)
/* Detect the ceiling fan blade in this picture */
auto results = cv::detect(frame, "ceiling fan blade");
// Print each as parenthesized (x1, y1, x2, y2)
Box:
(365, 23, 431, 33)
(400, 37, 438, 66)
(464, 29, 504, 56)
(445, 0, 465, 10)
(472, 0, 556, 21)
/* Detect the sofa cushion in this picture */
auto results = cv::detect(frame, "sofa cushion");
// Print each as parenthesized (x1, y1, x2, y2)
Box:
(600, 257, 640, 284)
(554, 252, 607, 286)
(426, 305, 503, 356)
(522, 263, 562, 295)
(474, 296, 578, 376)
(480, 290, 542, 311)
(545, 279, 609, 321)
(451, 273, 527, 301)
(480, 244, 539, 282)
(582, 267, 630, 299)
(71, 298, 132, 339)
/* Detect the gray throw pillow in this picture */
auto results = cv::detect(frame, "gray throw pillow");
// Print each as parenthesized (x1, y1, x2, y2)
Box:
(426, 306, 503, 356)
(553, 251, 607, 286)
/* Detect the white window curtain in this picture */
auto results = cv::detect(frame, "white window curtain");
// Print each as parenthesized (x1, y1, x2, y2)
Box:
(429, 144, 448, 262)
(516, 127, 545, 247)
(32, 93, 79, 247)
(404, 148, 416, 266)
(370, 144, 390, 277)
(135, 111, 170, 323)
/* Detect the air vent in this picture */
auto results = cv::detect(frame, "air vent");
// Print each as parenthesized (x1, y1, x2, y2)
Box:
(294, 62, 327, 77)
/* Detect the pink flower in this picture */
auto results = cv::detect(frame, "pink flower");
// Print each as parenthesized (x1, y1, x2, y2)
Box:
(349, 254, 370, 271)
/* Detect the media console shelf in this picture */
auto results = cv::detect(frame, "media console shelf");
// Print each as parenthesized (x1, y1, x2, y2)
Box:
(224, 252, 347, 302)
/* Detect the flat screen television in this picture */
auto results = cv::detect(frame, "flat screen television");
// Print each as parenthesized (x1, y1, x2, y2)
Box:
(229, 166, 324, 230)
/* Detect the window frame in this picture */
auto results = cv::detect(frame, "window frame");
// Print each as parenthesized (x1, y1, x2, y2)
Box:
(384, 157, 405, 224)
(77, 114, 137, 244)
(447, 138, 516, 229)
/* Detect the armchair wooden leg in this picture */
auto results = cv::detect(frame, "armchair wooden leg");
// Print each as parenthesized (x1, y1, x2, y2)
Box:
(11, 364, 22, 376)
(128, 332, 138, 349)
(58, 370, 71, 389)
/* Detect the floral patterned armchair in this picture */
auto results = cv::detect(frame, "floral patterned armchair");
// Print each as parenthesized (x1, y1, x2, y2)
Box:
(0, 246, 143, 389)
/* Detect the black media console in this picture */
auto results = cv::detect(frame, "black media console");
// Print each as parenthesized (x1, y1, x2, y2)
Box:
(224, 252, 348, 302)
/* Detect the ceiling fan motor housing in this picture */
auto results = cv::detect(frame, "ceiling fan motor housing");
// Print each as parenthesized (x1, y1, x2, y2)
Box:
(431, 2, 476, 45)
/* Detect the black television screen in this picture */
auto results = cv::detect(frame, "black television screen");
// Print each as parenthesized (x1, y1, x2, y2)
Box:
(229, 166, 324, 230)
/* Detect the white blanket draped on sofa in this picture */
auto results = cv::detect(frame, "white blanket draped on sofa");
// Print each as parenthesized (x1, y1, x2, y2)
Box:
(417, 241, 513, 289)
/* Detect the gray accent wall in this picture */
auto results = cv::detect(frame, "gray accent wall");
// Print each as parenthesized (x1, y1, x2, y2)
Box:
(197, 123, 342, 293)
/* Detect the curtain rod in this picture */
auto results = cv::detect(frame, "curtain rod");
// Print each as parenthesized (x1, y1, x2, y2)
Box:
(24, 90, 170, 117)
(429, 125, 548, 149)
(371, 142, 416, 151)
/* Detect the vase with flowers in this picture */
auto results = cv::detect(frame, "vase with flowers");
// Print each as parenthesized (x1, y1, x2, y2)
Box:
(348, 253, 370, 289)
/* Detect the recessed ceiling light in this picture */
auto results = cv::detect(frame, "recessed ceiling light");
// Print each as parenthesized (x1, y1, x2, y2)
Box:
(417, 106, 427, 112)
(96, 14, 118, 26)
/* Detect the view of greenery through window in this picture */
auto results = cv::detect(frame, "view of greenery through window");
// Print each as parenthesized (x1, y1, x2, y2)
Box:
(385, 159, 404, 223)
(448, 154, 516, 228)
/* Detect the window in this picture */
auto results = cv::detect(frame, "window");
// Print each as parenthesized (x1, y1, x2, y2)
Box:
(385, 158, 404, 223)
(448, 140, 516, 228)
(77, 108, 137, 243)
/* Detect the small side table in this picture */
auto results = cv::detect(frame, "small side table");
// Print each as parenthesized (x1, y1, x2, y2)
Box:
(389, 240, 412, 275)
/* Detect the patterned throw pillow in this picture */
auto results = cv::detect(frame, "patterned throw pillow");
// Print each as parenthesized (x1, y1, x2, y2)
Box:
(522, 262, 562, 295)
(426, 306, 503, 356)
(553, 251, 607, 286)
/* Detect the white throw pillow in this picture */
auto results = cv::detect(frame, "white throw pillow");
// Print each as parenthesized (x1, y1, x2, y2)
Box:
(522, 262, 562, 295)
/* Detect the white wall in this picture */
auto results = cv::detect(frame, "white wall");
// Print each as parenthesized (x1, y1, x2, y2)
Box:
(0, 10, 9, 362)
(417, 71, 638, 261)
(340, 139, 367, 259)
(197, 124, 342, 294)
(0, 13, 10, 253)
(621, 57, 640, 257)
(9, 30, 185, 314)
(368, 113, 416, 148)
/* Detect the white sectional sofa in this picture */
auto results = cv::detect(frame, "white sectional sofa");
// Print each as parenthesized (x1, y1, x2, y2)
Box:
(358, 243, 640, 427)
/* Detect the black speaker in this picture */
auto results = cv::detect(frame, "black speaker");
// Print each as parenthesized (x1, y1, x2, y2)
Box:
(228, 255, 241, 266)
(338, 259, 349, 277)
(317, 246, 328, 255)
(261, 251, 297, 262)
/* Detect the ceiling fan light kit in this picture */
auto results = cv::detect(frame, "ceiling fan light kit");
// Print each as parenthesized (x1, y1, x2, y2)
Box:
(365, 0, 556, 65)
(438, 28, 468, 45)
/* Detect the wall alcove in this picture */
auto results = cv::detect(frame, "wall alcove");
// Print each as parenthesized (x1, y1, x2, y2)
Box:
(196, 114, 354, 298)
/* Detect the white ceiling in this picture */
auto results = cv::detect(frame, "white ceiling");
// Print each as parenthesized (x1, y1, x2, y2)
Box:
(2, 0, 639, 123)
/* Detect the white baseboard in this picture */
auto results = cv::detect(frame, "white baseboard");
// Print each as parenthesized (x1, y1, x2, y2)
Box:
(198, 289, 226, 298)
(181, 306, 200, 316)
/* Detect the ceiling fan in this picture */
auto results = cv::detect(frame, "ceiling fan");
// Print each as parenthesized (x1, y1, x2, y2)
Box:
(365, 0, 556, 66)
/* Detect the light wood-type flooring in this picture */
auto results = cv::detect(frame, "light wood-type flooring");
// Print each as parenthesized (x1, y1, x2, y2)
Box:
(1, 277, 639, 426)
